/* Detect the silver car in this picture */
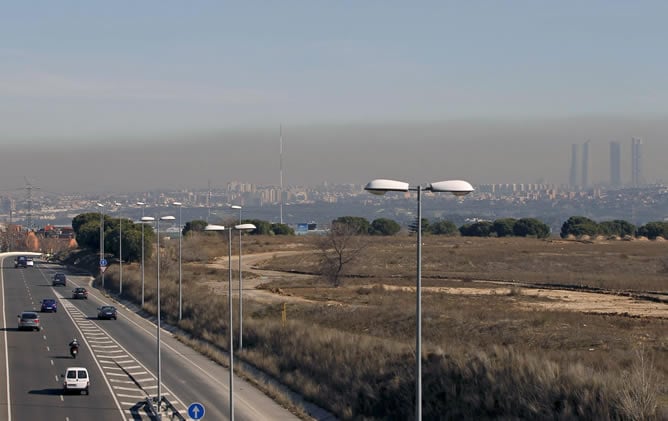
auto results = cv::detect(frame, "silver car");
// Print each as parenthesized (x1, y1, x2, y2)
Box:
(18, 311, 41, 331)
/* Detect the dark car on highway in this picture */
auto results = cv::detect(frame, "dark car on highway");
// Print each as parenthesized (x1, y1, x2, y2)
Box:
(15, 256, 28, 268)
(53, 273, 67, 286)
(97, 306, 117, 320)
(72, 287, 88, 299)
(40, 299, 58, 313)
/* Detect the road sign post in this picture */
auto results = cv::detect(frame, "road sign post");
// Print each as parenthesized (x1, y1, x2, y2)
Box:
(188, 402, 205, 420)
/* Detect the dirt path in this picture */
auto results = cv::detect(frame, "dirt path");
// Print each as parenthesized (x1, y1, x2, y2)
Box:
(370, 284, 668, 319)
(206, 251, 318, 304)
(209, 251, 668, 319)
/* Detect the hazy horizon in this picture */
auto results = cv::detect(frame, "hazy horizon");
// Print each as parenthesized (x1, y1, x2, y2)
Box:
(1, 116, 666, 195)
(3, 3, 668, 195)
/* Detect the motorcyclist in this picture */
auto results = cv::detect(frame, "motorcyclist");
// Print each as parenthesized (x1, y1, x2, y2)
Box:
(69, 339, 79, 357)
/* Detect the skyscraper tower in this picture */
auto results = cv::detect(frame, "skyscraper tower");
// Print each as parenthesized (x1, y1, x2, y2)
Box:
(631, 137, 643, 187)
(610, 141, 621, 187)
(581, 140, 590, 188)
(569, 144, 578, 188)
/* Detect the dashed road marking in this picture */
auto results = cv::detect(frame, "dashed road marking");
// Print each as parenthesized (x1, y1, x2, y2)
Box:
(56, 296, 186, 419)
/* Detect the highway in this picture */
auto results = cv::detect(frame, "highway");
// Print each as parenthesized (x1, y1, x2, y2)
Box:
(0, 254, 301, 421)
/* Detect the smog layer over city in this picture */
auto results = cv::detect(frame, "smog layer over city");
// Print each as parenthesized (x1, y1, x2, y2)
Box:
(1, 2, 667, 195)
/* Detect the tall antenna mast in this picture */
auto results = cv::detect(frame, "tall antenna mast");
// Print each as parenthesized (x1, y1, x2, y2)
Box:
(279, 125, 283, 224)
(207, 179, 212, 223)
(24, 177, 40, 231)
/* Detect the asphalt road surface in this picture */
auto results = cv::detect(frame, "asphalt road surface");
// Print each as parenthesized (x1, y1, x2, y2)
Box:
(0, 254, 302, 421)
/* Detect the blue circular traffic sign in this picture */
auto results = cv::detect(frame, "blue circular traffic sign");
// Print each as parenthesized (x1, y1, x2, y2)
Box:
(188, 402, 205, 419)
(100, 259, 108, 267)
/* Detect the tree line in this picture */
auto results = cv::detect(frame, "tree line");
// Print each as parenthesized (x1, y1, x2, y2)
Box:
(71, 214, 295, 263)
(70, 212, 668, 264)
(330, 216, 552, 238)
(330, 215, 668, 240)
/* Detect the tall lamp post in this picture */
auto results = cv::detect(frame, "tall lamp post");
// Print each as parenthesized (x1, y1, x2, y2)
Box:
(115, 202, 123, 295)
(365, 178, 473, 421)
(172, 202, 183, 321)
(97, 203, 105, 289)
(142, 215, 175, 416)
(204, 223, 256, 421)
(229, 204, 244, 350)
(137, 201, 147, 307)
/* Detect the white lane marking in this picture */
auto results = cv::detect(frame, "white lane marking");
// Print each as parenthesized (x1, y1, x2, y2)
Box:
(115, 386, 147, 391)
(117, 393, 147, 398)
(58, 286, 193, 417)
(106, 372, 133, 377)
(58, 300, 125, 418)
(104, 355, 132, 360)
(115, 302, 269, 417)
(61, 300, 186, 417)
(1, 257, 12, 421)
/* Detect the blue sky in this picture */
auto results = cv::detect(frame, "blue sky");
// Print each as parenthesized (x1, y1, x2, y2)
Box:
(2, 1, 667, 141)
(1, 2, 667, 192)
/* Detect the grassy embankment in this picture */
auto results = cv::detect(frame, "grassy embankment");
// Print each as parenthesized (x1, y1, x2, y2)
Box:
(85, 234, 666, 420)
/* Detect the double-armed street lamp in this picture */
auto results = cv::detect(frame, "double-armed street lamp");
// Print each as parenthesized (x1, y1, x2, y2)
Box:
(142, 214, 175, 416)
(172, 202, 183, 321)
(229, 204, 245, 350)
(115, 202, 123, 295)
(365, 178, 474, 421)
(137, 201, 147, 307)
(204, 222, 256, 421)
(97, 203, 105, 289)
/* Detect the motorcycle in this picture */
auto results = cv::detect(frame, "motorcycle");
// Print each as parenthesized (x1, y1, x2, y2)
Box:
(70, 345, 78, 359)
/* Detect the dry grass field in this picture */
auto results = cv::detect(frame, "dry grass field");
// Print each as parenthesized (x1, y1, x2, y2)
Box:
(94, 234, 667, 420)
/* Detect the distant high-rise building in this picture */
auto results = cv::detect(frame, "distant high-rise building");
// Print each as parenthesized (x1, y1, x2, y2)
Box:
(569, 144, 578, 188)
(631, 137, 643, 187)
(610, 141, 621, 187)
(581, 140, 590, 188)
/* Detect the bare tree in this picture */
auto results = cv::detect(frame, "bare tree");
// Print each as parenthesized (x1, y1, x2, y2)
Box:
(40, 237, 72, 256)
(317, 223, 367, 287)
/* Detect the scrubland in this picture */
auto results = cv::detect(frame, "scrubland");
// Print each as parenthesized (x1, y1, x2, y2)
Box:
(91, 234, 667, 420)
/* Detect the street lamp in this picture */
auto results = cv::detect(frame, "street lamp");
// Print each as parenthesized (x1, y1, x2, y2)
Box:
(115, 202, 123, 295)
(97, 203, 105, 289)
(365, 178, 474, 421)
(137, 201, 147, 307)
(142, 214, 175, 416)
(204, 223, 256, 421)
(229, 204, 244, 350)
(172, 202, 183, 321)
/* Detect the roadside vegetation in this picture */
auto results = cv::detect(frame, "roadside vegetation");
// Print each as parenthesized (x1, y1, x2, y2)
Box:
(62, 215, 668, 420)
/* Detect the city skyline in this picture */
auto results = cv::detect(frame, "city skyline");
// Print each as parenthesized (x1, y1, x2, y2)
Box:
(1, 118, 666, 195)
(4, 176, 668, 233)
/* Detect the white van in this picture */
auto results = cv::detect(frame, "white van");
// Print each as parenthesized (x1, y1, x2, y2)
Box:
(62, 367, 89, 395)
